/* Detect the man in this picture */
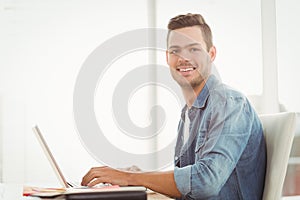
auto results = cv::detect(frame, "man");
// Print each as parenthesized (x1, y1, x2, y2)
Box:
(81, 13, 267, 200)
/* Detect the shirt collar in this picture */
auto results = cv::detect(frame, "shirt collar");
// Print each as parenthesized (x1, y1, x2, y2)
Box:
(181, 74, 220, 115)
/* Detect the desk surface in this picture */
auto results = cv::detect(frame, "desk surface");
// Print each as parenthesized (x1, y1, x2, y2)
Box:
(282, 196, 300, 200)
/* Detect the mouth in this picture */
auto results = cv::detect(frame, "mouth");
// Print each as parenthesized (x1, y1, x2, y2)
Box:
(176, 66, 197, 76)
(177, 67, 196, 72)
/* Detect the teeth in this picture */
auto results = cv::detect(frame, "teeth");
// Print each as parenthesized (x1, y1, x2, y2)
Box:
(179, 68, 194, 72)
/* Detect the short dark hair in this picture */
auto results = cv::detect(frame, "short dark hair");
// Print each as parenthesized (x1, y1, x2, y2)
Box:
(167, 13, 213, 51)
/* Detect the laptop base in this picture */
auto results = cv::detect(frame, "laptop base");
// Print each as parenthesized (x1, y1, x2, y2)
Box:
(65, 191, 147, 200)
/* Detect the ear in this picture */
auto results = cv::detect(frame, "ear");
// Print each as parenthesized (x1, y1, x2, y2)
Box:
(208, 46, 216, 62)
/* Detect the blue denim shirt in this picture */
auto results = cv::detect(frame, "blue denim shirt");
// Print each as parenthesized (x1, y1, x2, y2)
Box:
(174, 75, 266, 200)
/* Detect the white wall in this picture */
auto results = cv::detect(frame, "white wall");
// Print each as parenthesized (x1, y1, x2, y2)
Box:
(0, 0, 150, 186)
(277, 0, 300, 112)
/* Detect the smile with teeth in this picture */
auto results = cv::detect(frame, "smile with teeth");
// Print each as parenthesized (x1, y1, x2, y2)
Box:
(178, 67, 196, 72)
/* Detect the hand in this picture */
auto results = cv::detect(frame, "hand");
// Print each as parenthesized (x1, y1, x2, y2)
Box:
(118, 165, 142, 172)
(81, 166, 131, 187)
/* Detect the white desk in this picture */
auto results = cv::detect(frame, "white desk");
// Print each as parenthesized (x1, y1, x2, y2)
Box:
(282, 196, 300, 200)
(0, 183, 23, 199)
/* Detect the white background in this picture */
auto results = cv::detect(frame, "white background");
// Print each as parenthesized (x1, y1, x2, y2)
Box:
(0, 0, 299, 187)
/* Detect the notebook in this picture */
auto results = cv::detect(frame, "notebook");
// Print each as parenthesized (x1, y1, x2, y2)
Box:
(32, 125, 147, 198)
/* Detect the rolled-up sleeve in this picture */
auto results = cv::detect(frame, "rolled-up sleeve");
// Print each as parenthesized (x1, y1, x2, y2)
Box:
(174, 165, 191, 196)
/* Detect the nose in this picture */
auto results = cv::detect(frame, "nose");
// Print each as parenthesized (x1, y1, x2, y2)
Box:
(177, 50, 191, 63)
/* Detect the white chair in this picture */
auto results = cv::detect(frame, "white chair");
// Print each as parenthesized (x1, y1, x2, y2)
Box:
(259, 112, 297, 200)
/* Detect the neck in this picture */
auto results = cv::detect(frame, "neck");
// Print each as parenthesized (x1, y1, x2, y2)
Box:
(182, 79, 207, 109)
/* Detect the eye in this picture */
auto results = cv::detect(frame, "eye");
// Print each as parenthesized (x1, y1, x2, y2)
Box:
(190, 48, 200, 52)
(169, 49, 178, 54)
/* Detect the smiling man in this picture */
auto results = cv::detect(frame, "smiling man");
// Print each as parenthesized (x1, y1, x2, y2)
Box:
(81, 13, 267, 200)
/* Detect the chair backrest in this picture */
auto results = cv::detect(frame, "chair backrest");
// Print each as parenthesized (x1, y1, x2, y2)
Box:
(259, 112, 297, 200)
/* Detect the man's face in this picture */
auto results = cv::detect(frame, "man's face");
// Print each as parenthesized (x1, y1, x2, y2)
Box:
(166, 26, 215, 89)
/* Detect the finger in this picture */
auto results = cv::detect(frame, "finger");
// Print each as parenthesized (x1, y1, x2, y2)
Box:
(87, 178, 107, 187)
(81, 166, 106, 186)
(82, 172, 99, 186)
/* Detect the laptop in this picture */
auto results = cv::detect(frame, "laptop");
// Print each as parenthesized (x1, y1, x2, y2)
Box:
(32, 125, 147, 199)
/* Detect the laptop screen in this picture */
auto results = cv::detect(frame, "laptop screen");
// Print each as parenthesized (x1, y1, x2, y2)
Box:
(32, 125, 70, 188)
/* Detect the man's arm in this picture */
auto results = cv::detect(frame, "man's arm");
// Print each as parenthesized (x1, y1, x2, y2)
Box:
(131, 170, 182, 198)
(81, 166, 182, 198)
